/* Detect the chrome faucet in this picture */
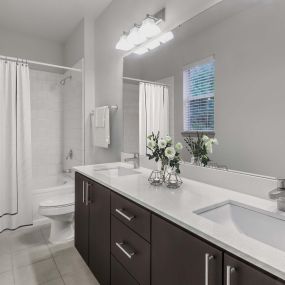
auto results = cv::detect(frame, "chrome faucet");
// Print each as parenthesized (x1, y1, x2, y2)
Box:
(124, 153, 140, 169)
(269, 178, 285, 199)
(65, 149, 73, 160)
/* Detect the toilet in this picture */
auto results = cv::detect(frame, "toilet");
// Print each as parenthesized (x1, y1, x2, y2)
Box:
(39, 193, 75, 244)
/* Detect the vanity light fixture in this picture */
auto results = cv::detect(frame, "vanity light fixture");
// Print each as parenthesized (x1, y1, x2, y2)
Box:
(116, 32, 134, 51)
(139, 15, 161, 38)
(127, 25, 147, 46)
(134, 47, 149, 55)
(116, 9, 165, 51)
(157, 31, 174, 43)
(133, 31, 174, 55)
(145, 39, 160, 50)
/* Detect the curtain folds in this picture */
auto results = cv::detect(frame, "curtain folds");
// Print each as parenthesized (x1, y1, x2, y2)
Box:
(139, 82, 169, 155)
(0, 60, 32, 232)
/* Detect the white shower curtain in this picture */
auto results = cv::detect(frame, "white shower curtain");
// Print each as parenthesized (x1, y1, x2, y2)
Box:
(139, 82, 169, 155)
(0, 60, 32, 232)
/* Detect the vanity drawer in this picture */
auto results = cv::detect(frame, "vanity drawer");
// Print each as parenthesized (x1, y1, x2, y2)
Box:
(111, 192, 151, 241)
(111, 216, 150, 285)
(111, 256, 139, 285)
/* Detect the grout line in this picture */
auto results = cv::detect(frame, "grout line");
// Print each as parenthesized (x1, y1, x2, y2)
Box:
(39, 225, 66, 285)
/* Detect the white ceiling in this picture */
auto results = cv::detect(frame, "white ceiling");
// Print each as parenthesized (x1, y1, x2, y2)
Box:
(0, 0, 112, 43)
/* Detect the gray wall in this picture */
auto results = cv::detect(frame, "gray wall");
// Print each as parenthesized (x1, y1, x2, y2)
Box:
(63, 20, 84, 67)
(93, 0, 222, 164)
(0, 27, 63, 66)
(123, 1, 285, 177)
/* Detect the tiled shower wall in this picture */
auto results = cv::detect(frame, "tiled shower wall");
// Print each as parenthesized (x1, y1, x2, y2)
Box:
(30, 70, 63, 189)
(62, 61, 83, 172)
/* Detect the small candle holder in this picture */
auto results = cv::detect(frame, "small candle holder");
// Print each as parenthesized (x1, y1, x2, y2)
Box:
(148, 170, 164, 186)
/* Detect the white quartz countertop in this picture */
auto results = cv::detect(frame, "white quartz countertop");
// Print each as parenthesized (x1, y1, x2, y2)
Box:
(74, 162, 285, 280)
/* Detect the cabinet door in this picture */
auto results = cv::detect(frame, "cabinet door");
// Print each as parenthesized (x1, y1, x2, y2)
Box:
(111, 256, 139, 285)
(224, 254, 285, 285)
(89, 181, 111, 285)
(152, 214, 222, 285)
(75, 173, 89, 264)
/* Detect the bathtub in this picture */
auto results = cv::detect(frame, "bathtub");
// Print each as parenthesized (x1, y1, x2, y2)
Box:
(32, 174, 75, 224)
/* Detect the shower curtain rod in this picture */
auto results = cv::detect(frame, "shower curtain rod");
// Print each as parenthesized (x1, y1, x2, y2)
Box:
(123, 76, 170, 87)
(0, 54, 82, 72)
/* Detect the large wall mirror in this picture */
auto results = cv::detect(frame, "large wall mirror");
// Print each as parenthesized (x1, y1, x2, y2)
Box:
(122, 0, 285, 178)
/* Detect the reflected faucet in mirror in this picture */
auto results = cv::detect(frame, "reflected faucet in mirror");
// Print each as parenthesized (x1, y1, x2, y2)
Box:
(269, 179, 285, 200)
(124, 153, 140, 169)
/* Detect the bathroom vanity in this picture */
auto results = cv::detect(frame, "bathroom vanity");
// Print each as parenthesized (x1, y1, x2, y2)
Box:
(74, 164, 285, 285)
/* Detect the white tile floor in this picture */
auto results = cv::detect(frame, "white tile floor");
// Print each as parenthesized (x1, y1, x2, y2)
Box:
(0, 225, 100, 285)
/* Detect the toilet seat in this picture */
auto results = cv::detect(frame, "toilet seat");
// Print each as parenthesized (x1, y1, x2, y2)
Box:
(39, 194, 75, 216)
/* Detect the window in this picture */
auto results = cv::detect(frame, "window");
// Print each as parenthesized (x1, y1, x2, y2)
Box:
(183, 57, 215, 133)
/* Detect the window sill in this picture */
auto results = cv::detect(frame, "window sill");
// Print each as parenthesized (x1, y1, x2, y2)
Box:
(181, 131, 216, 138)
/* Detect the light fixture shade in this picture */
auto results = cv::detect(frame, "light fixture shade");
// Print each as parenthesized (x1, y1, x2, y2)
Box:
(145, 39, 160, 50)
(127, 26, 147, 46)
(158, 31, 174, 43)
(134, 47, 148, 55)
(115, 33, 134, 51)
(139, 17, 161, 38)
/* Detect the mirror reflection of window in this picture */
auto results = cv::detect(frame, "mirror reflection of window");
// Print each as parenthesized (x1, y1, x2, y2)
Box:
(139, 82, 169, 155)
(183, 56, 215, 134)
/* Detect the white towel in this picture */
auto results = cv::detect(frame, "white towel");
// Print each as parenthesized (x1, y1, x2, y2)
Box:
(95, 106, 106, 127)
(92, 106, 110, 148)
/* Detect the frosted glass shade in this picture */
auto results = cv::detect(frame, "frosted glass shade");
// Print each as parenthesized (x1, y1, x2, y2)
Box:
(116, 34, 134, 51)
(127, 26, 147, 45)
(145, 39, 160, 50)
(134, 47, 148, 55)
(139, 17, 161, 38)
(158, 31, 174, 43)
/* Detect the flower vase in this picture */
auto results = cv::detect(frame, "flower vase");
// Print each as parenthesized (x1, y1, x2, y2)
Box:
(148, 161, 165, 186)
(164, 167, 183, 189)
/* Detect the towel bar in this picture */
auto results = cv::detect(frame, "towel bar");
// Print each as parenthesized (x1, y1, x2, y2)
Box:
(90, 105, 118, 116)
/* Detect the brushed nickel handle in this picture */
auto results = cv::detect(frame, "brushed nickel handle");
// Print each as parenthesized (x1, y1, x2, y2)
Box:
(226, 265, 236, 285)
(115, 242, 135, 259)
(85, 182, 90, 206)
(205, 253, 214, 285)
(115, 208, 135, 221)
(82, 181, 85, 204)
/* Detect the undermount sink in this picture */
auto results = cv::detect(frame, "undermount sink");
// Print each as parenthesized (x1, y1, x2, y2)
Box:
(195, 201, 285, 252)
(93, 166, 140, 177)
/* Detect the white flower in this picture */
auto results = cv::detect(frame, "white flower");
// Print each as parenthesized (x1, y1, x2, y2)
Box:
(147, 139, 156, 149)
(212, 138, 218, 145)
(165, 135, 172, 143)
(205, 141, 213, 154)
(175, 142, 183, 151)
(165, 147, 176, 159)
(202, 135, 209, 142)
(158, 139, 167, 149)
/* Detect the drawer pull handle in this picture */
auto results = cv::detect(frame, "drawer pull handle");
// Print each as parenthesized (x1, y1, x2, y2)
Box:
(205, 253, 214, 285)
(115, 208, 135, 221)
(85, 182, 89, 206)
(82, 181, 85, 204)
(115, 242, 135, 259)
(226, 265, 236, 285)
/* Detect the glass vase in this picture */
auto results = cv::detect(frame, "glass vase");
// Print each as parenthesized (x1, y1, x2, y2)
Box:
(164, 168, 183, 189)
(148, 161, 165, 186)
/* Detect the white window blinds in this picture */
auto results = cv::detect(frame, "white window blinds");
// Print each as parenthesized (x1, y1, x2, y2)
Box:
(183, 57, 215, 132)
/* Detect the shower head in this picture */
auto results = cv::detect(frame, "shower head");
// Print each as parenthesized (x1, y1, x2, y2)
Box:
(60, 75, 72, 85)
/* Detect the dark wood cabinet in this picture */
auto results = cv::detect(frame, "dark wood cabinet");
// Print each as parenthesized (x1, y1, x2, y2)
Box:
(75, 173, 89, 264)
(75, 173, 110, 285)
(75, 171, 285, 285)
(152, 214, 223, 285)
(89, 181, 110, 285)
(111, 256, 139, 285)
(224, 254, 285, 285)
(111, 216, 150, 285)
